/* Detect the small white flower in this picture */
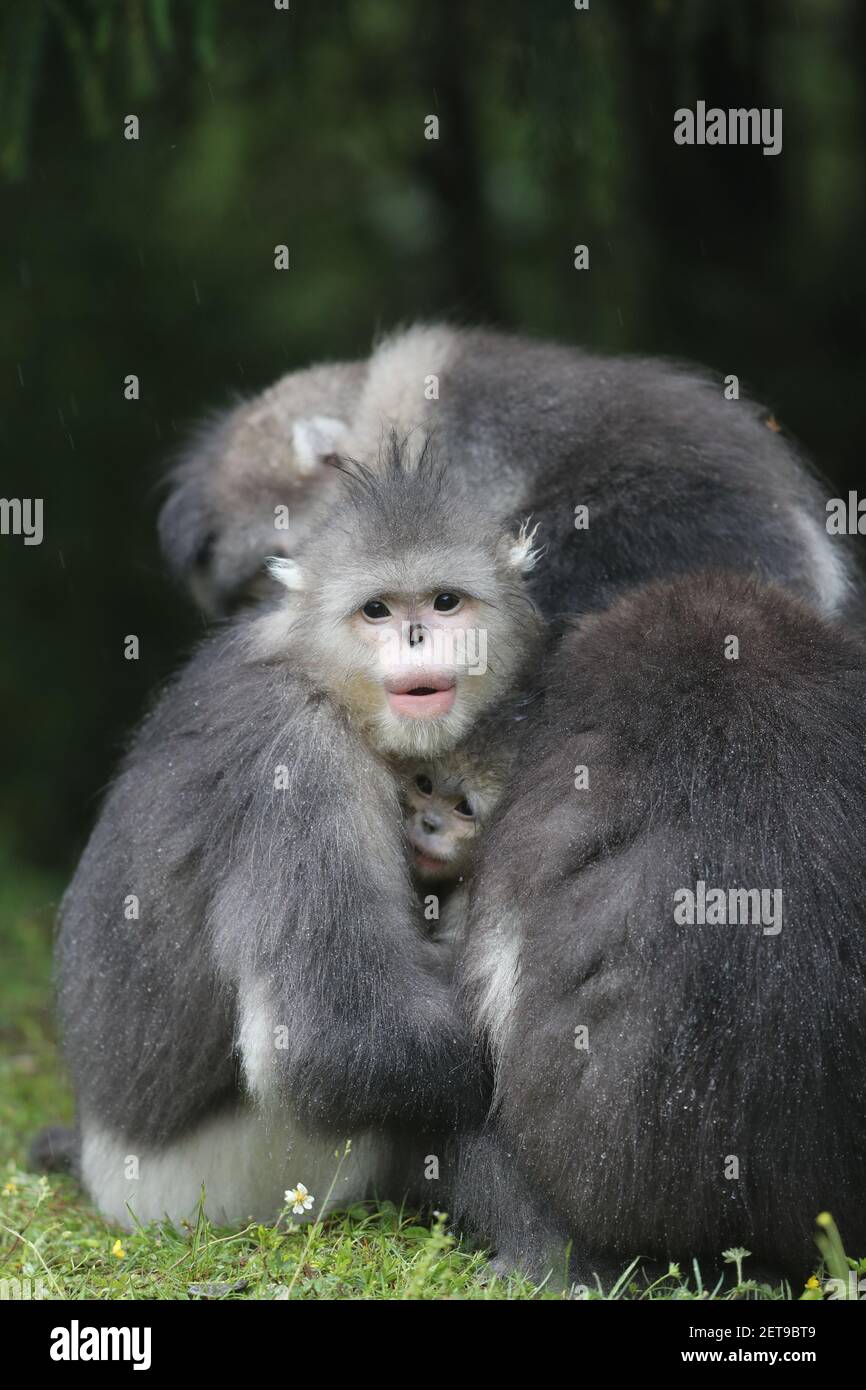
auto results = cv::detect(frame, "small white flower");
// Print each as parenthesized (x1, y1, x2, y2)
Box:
(285, 1182, 315, 1215)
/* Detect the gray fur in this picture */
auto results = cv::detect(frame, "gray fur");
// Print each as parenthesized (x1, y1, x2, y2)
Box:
(47, 326, 866, 1266)
(51, 440, 544, 1224)
(160, 324, 858, 625)
(159, 359, 365, 613)
(455, 573, 866, 1280)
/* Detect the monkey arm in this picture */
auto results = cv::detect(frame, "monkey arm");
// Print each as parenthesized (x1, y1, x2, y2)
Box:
(56, 761, 241, 1149)
(208, 687, 484, 1132)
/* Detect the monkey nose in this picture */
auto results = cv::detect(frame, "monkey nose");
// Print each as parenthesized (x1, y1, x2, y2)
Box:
(421, 814, 441, 834)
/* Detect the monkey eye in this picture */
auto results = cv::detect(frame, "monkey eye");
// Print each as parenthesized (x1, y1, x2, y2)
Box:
(361, 598, 391, 622)
(415, 773, 433, 796)
(454, 798, 475, 819)
(433, 592, 462, 613)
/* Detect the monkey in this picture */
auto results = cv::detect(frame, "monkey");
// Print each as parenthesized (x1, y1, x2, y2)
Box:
(158, 324, 860, 631)
(397, 711, 521, 952)
(403, 755, 503, 887)
(159, 356, 364, 614)
(401, 756, 502, 955)
(452, 571, 866, 1284)
(43, 436, 544, 1230)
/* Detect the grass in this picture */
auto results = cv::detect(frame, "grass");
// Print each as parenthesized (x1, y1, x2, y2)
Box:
(0, 853, 858, 1301)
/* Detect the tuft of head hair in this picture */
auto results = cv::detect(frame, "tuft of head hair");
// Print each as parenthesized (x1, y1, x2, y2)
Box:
(301, 429, 495, 580)
(327, 429, 447, 505)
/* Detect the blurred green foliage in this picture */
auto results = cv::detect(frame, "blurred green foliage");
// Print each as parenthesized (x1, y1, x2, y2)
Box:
(1, 0, 864, 878)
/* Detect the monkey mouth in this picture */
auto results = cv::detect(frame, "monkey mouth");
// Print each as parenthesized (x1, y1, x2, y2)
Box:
(407, 831, 453, 876)
(384, 673, 456, 718)
(411, 845, 452, 876)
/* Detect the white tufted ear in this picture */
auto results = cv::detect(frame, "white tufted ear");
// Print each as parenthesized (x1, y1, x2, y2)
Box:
(291, 415, 351, 475)
(506, 518, 543, 573)
(266, 556, 306, 591)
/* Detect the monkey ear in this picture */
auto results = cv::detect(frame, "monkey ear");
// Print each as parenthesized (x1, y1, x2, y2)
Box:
(266, 556, 306, 591)
(292, 416, 351, 475)
(503, 518, 543, 574)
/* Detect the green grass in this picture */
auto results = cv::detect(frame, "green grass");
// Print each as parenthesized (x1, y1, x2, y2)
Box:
(0, 856, 857, 1301)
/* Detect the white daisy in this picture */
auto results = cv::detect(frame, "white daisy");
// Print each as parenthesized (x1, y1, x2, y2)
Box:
(285, 1182, 315, 1215)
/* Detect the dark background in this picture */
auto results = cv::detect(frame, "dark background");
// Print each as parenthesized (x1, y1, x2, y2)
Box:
(1, 0, 864, 880)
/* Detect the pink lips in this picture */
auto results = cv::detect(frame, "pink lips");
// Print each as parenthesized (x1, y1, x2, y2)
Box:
(384, 672, 456, 718)
(413, 849, 450, 875)
(408, 837, 451, 875)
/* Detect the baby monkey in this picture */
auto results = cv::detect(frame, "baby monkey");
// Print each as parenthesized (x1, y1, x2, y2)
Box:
(398, 719, 519, 949)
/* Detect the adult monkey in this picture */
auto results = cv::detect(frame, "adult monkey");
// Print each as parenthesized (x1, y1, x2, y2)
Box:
(159, 324, 855, 626)
(38, 442, 543, 1228)
(456, 573, 866, 1283)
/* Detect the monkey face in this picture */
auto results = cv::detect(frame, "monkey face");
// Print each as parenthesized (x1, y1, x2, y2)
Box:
(338, 584, 489, 756)
(263, 555, 540, 760)
(347, 586, 484, 745)
(255, 439, 544, 759)
(403, 767, 483, 882)
(400, 755, 508, 882)
(339, 568, 536, 757)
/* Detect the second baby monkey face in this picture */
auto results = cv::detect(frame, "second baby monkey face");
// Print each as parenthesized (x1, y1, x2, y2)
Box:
(402, 757, 504, 884)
